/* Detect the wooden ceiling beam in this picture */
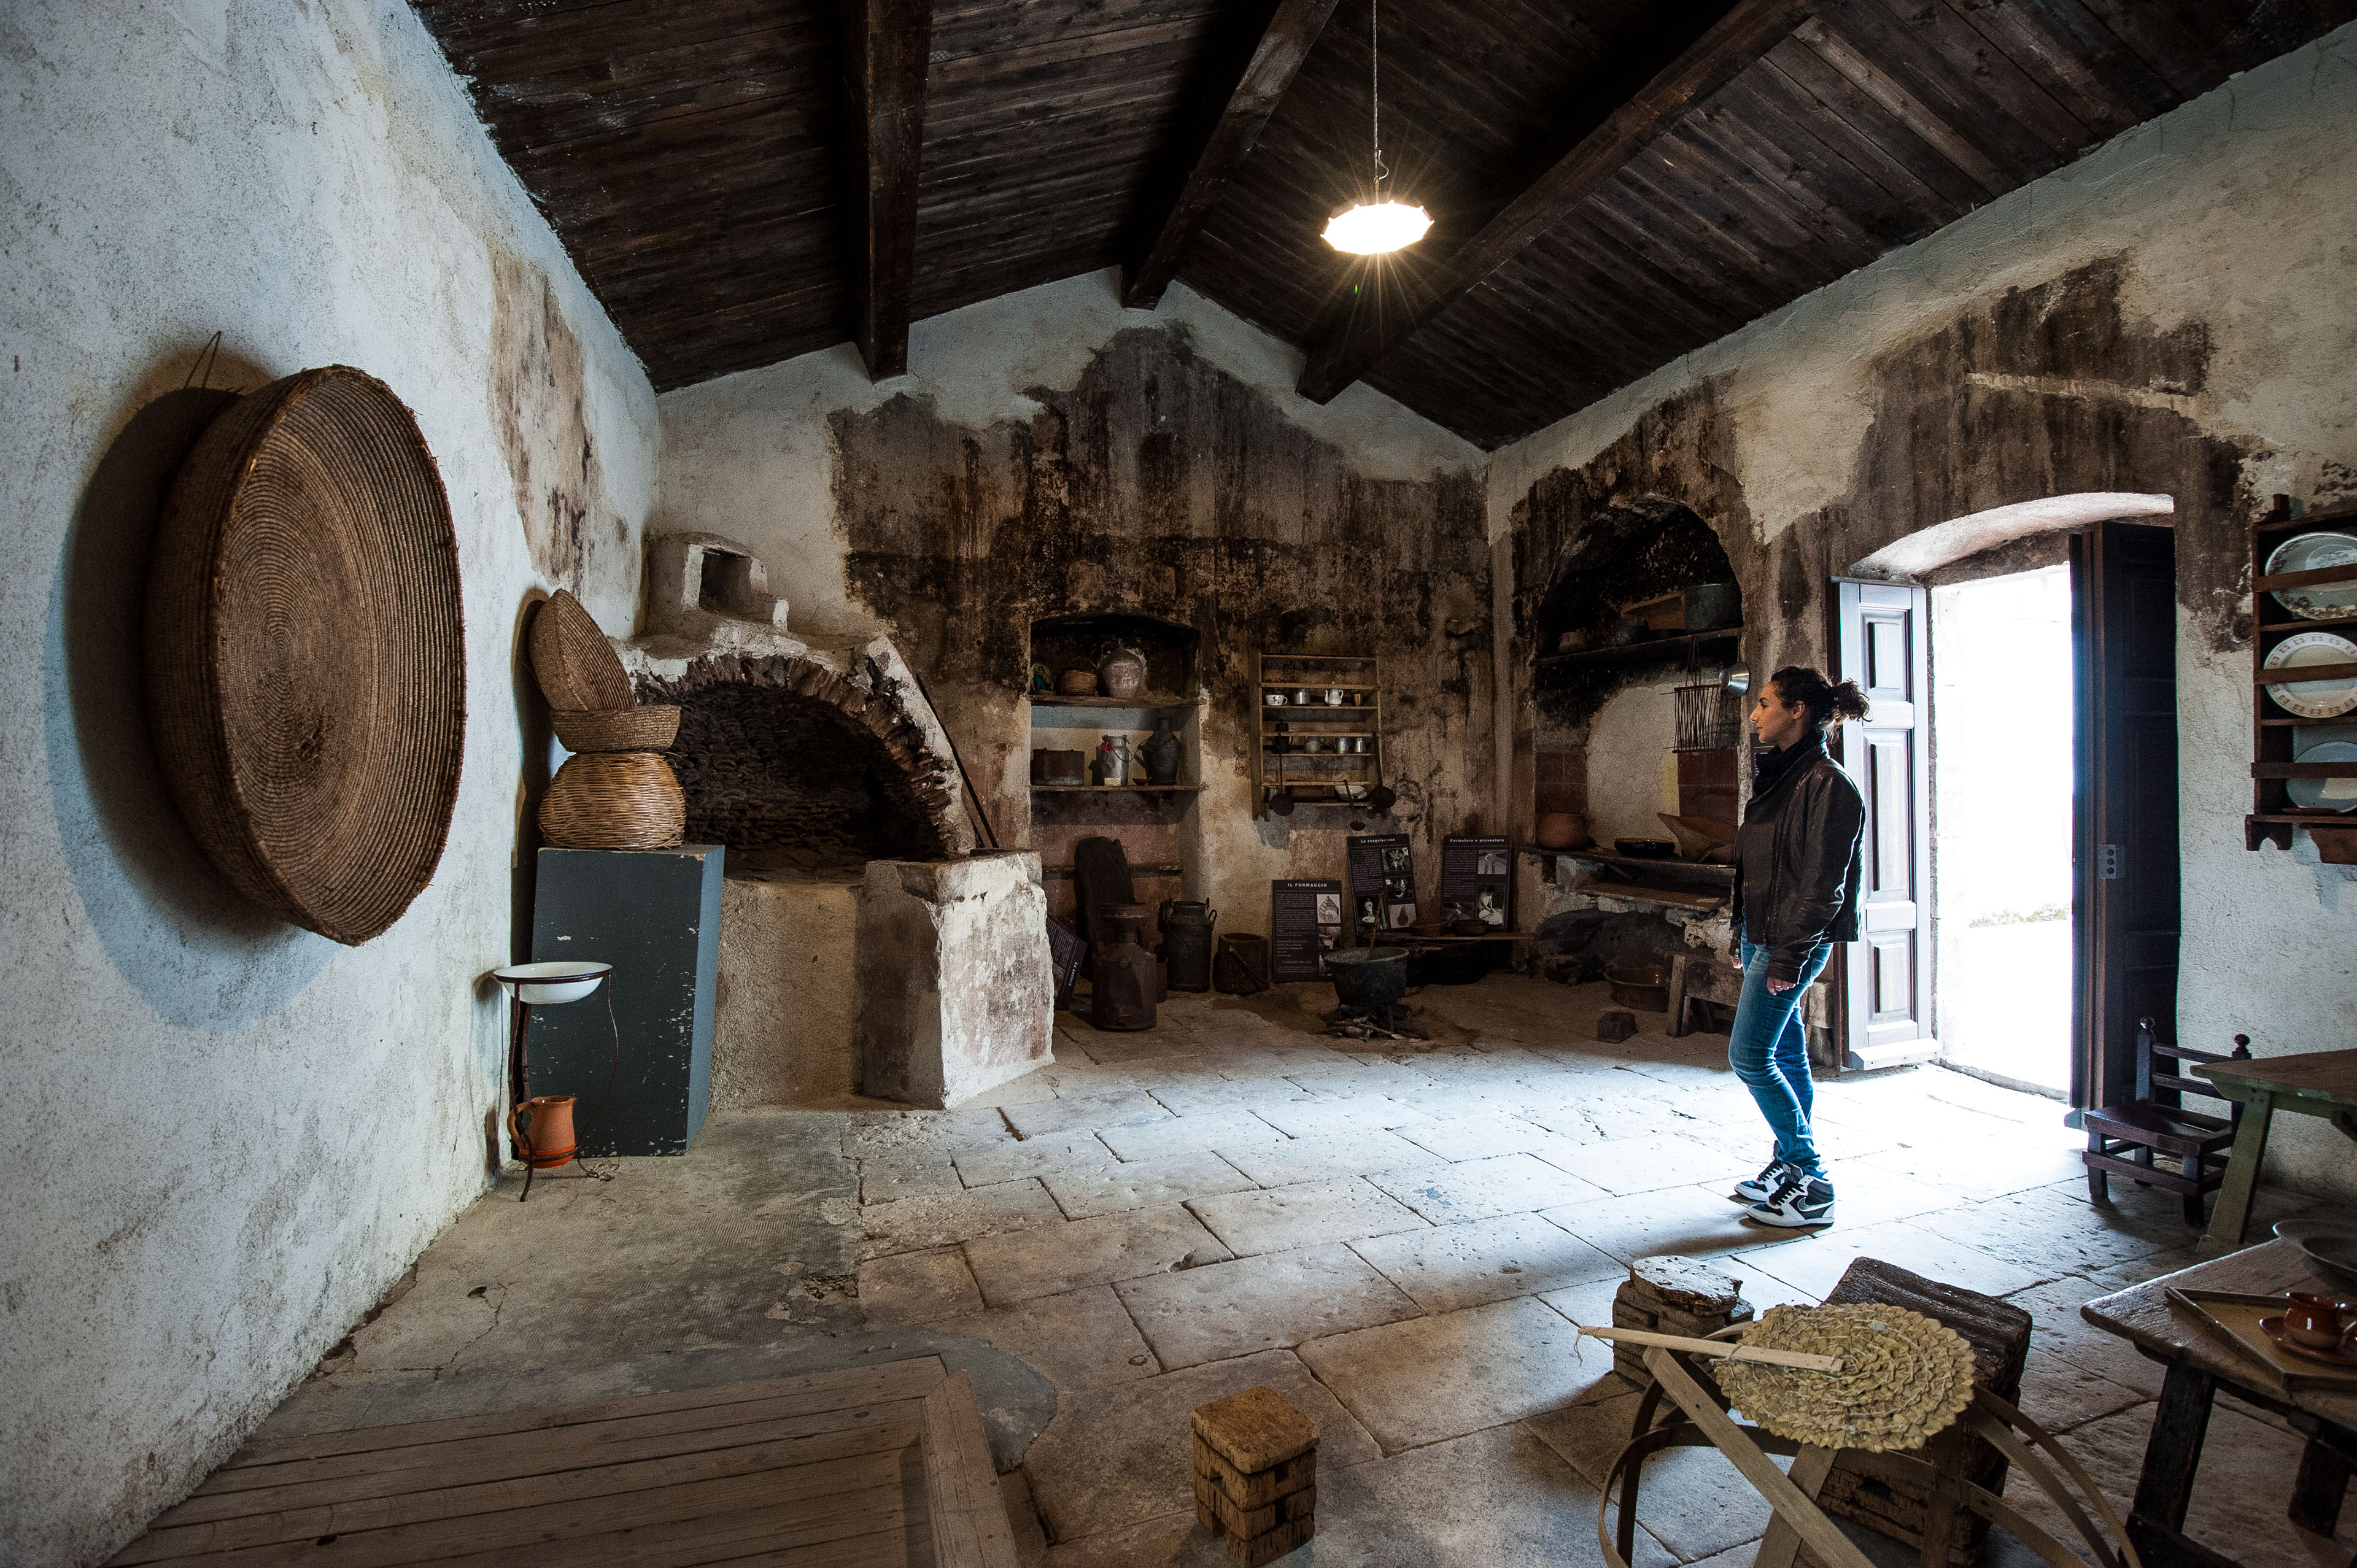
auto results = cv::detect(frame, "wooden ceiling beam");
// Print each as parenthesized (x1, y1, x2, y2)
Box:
(1295, 0, 1811, 406)
(1120, 0, 1341, 310)
(842, 0, 934, 379)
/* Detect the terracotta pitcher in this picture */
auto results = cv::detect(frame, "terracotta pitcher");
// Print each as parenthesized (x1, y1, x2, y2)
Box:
(509, 1094, 579, 1168)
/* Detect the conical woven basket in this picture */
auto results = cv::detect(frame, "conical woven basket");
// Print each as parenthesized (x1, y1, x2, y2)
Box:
(540, 753, 685, 849)
(552, 705, 679, 754)
(529, 590, 633, 712)
(1712, 1303, 1976, 1453)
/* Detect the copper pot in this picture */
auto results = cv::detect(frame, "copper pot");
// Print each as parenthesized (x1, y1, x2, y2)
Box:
(1536, 810, 1588, 849)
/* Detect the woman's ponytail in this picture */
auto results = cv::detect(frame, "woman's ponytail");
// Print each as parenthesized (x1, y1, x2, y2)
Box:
(1768, 666, 1870, 732)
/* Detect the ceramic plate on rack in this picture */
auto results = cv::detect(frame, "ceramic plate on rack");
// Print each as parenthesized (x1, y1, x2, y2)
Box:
(2266, 531, 2357, 619)
(2288, 739, 2357, 809)
(2264, 631, 2357, 718)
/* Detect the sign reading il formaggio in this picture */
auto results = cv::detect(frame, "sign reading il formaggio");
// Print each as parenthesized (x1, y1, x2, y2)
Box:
(1270, 879, 1344, 983)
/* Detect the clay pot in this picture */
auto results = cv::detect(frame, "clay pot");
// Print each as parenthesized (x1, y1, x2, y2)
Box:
(1557, 629, 1591, 655)
(1096, 646, 1147, 700)
(509, 1095, 578, 1168)
(1536, 811, 1588, 849)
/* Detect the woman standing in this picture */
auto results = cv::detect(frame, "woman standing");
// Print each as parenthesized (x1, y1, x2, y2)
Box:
(1727, 666, 1869, 1227)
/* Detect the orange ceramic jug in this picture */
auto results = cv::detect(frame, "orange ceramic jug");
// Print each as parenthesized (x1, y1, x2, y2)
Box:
(509, 1094, 578, 1168)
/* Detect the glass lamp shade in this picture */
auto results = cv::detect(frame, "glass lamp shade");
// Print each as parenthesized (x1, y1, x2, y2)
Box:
(1323, 200, 1431, 255)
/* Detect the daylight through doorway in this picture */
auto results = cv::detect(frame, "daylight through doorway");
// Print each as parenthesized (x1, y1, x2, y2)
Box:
(1933, 565, 2073, 1095)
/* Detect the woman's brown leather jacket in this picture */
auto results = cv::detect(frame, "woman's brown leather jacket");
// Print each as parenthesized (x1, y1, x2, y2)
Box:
(1729, 738, 1866, 986)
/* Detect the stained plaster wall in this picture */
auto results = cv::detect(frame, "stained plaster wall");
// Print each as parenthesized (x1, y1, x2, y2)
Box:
(1490, 23, 2357, 1197)
(658, 272, 1494, 934)
(1, 4, 656, 1561)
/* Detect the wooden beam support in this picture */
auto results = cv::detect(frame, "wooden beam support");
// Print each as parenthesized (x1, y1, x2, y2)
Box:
(1121, 0, 1341, 310)
(842, 0, 932, 380)
(1295, 0, 1811, 406)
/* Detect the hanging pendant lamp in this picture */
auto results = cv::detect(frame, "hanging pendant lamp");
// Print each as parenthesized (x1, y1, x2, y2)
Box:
(1323, 0, 1430, 256)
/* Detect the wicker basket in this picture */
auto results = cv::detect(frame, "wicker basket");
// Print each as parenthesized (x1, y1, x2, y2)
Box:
(539, 752, 685, 849)
(144, 365, 464, 946)
(552, 705, 680, 754)
(1058, 668, 1097, 697)
(529, 590, 633, 711)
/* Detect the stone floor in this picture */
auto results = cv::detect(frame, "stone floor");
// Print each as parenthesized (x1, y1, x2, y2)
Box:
(261, 975, 2353, 1567)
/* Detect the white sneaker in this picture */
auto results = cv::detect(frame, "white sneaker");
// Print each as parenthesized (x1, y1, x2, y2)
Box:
(1733, 1157, 1798, 1205)
(1745, 1175, 1835, 1228)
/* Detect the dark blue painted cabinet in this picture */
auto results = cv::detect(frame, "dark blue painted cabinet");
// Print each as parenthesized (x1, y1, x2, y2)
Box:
(528, 844, 724, 1156)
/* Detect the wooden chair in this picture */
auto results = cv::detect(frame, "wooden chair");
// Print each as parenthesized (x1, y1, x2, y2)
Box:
(2083, 1020, 2250, 1222)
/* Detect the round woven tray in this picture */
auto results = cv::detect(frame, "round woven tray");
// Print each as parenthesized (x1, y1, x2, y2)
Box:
(144, 366, 463, 945)
(552, 705, 679, 754)
(540, 752, 685, 849)
(1713, 1303, 1977, 1453)
(529, 589, 633, 711)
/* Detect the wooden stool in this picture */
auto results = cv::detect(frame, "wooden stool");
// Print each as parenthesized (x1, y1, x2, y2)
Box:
(1611, 1256, 1753, 1386)
(1192, 1386, 1317, 1566)
(1803, 1259, 2032, 1567)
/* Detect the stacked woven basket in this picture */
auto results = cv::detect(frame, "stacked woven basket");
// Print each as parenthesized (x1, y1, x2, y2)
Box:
(530, 591, 686, 849)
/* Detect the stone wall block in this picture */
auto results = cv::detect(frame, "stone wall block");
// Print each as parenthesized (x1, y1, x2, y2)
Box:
(856, 851, 1053, 1108)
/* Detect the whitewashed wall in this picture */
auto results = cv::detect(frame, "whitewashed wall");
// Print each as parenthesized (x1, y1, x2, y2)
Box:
(1492, 25, 2357, 1196)
(0, 4, 656, 1561)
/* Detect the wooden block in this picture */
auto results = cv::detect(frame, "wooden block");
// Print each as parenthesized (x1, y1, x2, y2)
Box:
(1191, 1386, 1316, 1474)
(1629, 1254, 1745, 1315)
(1194, 1437, 1315, 1509)
(1194, 1473, 1316, 1539)
(1226, 1512, 1315, 1567)
(1595, 1010, 1637, 1042)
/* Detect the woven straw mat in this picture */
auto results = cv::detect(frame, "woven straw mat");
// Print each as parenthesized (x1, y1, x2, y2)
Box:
(1711, 1303, 1976, 1453)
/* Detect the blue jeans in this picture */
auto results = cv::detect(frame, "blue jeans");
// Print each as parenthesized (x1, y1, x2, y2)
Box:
(1729, 938, 1833, 1179)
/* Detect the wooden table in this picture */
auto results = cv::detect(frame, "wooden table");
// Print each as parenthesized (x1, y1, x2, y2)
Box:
(2191, 1048, 2357, 1256)
(2081, 1240, 2357, 1568)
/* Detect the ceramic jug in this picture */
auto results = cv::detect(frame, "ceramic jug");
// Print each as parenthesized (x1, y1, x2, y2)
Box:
(1097, 646, 1147, 700)
(508, 1094, 578, 1168)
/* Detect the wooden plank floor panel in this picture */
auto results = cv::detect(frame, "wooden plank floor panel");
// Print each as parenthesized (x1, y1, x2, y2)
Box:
(160, 1399, 929, 1523)
(107, 1358, 1007, 1568)
(214, 1360, 948, 1472)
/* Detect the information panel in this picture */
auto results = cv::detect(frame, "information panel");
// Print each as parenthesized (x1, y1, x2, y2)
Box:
(1270, 879, 1344, 983)
(1439, 834, 1514, 930)
(1345, 833, 1418, 940)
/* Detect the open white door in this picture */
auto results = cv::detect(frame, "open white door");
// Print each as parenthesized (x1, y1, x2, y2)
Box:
(1832, 581, 1938, 1069)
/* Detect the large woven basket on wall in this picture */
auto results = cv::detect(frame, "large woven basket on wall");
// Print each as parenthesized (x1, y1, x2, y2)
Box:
(144, 365, 464, 946)
(540, 752, 686, 849)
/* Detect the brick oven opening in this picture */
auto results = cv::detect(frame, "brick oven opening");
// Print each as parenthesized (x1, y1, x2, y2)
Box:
(635, 655, 961, 871)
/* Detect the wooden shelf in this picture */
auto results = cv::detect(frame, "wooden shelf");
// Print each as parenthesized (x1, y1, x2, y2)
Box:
(1540, 846, 1737, 884)
(2258, 612, 2357, 632)
(1255, 649, 1381, 820)
(2255, 500, 2357, 535)
(1031, 693, 1201, 709)
(1535, 628, 1741, 673)
(1031, 784, 1203, 793)
(1569, 874, 1728, 913)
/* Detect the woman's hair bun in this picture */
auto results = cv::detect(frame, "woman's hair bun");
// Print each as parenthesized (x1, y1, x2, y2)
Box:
(1769, 665, 1870, 729)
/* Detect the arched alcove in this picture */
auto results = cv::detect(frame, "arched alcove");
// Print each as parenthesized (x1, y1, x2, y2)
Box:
(1531, 495, 1738, 659)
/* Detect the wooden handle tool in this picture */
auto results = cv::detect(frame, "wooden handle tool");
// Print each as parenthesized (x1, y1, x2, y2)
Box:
(1576, 1324, 1844, 1373)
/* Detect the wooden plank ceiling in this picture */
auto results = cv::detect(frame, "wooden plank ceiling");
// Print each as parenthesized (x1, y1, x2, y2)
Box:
(415, 0, 2357, 449)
